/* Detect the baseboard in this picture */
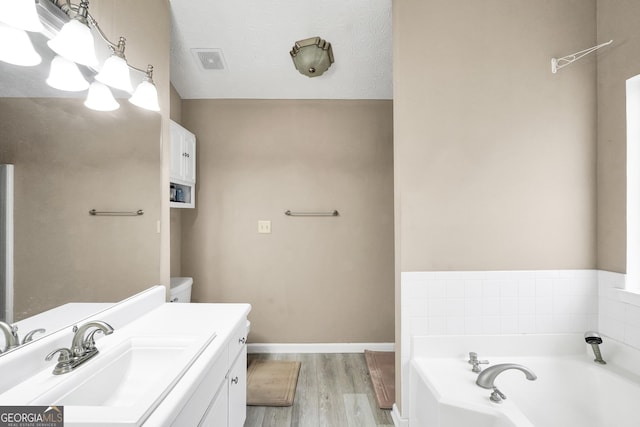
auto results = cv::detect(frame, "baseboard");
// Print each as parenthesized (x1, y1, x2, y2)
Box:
(247, 342, 395, 354)
(391, 404, 408, 427)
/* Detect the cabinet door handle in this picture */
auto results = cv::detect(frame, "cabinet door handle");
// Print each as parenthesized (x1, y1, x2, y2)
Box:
(231, 376, 239, 384)
(239, 337, 246, 344)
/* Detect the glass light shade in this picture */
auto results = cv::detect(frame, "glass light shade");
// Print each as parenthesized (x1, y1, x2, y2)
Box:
(84, 82, 119, 111)
(129, 80, 160, 111)
(290, 37, 334, 77)
(95, 55, 133, 92)
(47, 19, 98, 67)
(46, 55, 90, 91)
(0, 22, 41, 66)
(0, 0, 43, 32)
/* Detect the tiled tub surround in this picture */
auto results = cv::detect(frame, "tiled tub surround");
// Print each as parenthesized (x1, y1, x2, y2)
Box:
(598, 270, 640, 349)
(402, 270, 599, 340)
(399, 269, 600, 426)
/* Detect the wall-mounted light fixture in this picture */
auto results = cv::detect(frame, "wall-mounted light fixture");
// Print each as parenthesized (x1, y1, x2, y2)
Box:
(0, 0, 160, 112)
(290, 37, 334, 78)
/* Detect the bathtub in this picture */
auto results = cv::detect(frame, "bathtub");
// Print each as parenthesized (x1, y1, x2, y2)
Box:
(410, 334, 640, 427)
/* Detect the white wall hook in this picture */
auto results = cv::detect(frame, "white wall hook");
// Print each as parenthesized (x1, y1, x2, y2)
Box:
(551, 40, 613, 73)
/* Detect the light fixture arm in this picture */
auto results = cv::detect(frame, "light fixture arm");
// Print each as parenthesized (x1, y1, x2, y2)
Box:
(84, 14, 122, 52)
(50, 0, 153, 77)
(551, 40, 613, 74)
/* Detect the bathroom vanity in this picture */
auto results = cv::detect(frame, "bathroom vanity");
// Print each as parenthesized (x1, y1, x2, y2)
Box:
(0, 286, 250, 426)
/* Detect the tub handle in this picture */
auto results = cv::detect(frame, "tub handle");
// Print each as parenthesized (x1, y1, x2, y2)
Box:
(468, 352, 490, 372)
(490, 387, 506, 403)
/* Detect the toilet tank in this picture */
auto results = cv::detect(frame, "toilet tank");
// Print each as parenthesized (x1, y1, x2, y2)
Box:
(169, 277, 193, 303)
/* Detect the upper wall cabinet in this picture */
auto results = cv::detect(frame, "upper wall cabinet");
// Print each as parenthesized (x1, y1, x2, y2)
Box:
(170, 120, 196, 208)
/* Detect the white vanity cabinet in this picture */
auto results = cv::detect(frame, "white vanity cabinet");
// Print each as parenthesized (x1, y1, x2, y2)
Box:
(227, 350, 247, 427)
(170, 120, 196, 208)
(171, 318, 248, 427)
(0, 287, 251, 427)
(227, 321, 248, 427)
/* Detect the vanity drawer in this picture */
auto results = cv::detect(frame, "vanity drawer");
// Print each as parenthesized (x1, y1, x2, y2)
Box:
(228, 321, 248, 362)
(172, 349, 229, 426)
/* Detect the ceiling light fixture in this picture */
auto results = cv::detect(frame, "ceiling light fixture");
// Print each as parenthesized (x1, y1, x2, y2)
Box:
(290, 37, 334, 78)
(0, 0, 160, 113)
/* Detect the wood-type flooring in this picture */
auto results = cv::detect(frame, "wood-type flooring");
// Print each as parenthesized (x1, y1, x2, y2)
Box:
(244, 353, 394, 427)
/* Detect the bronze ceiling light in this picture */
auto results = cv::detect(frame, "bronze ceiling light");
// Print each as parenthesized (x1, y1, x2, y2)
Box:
(290, 37, 334, 78)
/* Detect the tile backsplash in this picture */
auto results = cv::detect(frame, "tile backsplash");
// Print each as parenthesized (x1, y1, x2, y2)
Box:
(401, 270, 599, 339)
(598, 270, 640, 349)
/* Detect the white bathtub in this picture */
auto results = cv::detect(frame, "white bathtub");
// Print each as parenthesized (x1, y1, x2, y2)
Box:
(410, 334, 640, 427)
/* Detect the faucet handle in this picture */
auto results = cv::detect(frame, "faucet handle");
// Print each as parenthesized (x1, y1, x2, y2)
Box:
(45, 347, 73, 362)
(490, 387, 506, 403)
(469, 352, 489, 372)
(22, 328, 46, 344)
(45, 348, 74, 375)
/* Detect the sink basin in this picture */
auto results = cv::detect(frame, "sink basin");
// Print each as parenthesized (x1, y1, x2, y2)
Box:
(28, 334, 216, 426)
(35, 337, 194, 407)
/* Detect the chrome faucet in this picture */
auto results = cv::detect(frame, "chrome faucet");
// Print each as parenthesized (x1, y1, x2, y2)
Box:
(476, 363, 537, 403)
(22, 328, 46, 344)
(468, 352, 490, 373)
(45, 321, 114, 375)
(0, 321, 19, 352)
(584, 331, 606, 364)
(70, 321, 114, 357)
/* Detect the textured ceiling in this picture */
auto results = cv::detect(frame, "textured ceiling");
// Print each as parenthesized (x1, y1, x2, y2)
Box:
(169, 0, 392, 100)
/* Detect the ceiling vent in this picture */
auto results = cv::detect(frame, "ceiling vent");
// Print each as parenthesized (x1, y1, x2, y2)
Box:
(191, 48, 226, 71)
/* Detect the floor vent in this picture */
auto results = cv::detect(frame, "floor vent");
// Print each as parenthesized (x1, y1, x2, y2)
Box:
(191, 48, 227, 71)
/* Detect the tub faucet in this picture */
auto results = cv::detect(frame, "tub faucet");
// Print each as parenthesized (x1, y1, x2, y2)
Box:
(476, 363, 537, 403)
(0, 321, 19, 352)
(584, 331, 606, 364)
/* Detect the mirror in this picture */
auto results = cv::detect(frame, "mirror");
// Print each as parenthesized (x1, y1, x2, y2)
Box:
(0, 33, 162, 353)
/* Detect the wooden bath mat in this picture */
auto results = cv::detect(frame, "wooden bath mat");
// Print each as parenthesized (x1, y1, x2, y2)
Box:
(364, 350, 395, 409)
(246, 359, 301, 406)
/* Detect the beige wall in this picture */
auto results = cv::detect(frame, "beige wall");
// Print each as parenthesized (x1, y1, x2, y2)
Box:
(180, 99, 394, 343)
(394, 0, 597, 273)
(596, 0, 640, 272)
(394, 0, 597, 412)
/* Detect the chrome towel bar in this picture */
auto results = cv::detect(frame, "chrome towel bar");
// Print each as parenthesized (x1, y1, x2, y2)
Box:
(89, 209, 144, 216)
(284, 210, 339, 217)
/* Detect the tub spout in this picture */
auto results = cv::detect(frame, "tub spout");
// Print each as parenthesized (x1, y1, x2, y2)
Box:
(584, 331, 606, 364)
(476, 363, 537, 403)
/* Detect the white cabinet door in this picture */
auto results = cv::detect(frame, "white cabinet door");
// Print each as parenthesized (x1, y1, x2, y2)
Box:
(199, 383, 229, 427)
(183, 131, 196, 183)
(170, 120, 196, 184)
(169, 121, 184, 180)
(228, 349, 247, 427)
